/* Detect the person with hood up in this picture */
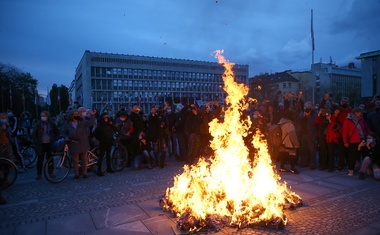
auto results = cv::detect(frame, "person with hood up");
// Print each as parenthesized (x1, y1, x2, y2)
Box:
(278, 110, 300, 174)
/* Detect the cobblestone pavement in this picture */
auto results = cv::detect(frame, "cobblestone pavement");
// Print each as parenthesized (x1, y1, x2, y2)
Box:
(1, 157, 380, 235)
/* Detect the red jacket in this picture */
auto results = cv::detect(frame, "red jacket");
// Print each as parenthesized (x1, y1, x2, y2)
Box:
(342, 114, 370, 144)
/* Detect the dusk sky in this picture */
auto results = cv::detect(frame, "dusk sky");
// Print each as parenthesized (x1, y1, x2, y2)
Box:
(1, 0, 379, 95)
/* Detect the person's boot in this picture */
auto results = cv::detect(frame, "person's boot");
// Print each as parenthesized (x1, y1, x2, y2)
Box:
(96, 165, 105, 176)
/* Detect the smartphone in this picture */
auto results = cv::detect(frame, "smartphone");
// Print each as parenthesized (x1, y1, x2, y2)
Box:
(322, 109, 330, 116)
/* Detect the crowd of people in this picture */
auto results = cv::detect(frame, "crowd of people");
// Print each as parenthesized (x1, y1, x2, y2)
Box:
(1, 90, 380, 204)
(261, 91, 380, 179)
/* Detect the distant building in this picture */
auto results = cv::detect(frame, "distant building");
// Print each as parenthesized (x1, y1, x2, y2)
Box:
(249, 71, 301, 102)
(356, 50, 380, 100)
(74, 50, 249, 115)
(312, 62, 361, 106)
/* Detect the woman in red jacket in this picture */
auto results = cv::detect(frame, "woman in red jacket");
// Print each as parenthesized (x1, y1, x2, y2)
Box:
(342, 107, 370, 176)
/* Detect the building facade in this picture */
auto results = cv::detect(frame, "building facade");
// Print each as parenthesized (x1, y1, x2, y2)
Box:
(312, 62, 361, 106)
(74, 50, 249, 115)
(249, 71, 301, 102)
(356, 50, 380, 100)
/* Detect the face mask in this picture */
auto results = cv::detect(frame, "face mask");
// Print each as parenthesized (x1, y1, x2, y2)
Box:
(81, 112, 87, 117)
(74, 116, 80, 120)
(253, 115, 258, 119)
(0, 119, 7, 124)
(341, 104, 348, 108)
(120, 117, 126, 121)
(41, 117, 47, 122)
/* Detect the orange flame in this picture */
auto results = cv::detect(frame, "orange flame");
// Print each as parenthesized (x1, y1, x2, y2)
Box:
(164, 50, 300, 230)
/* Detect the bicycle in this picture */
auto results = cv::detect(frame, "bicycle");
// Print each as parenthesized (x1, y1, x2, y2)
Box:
(17, 129, 37, 168)
(0, 158, 18, 190)
(111, 133, 129, 172)
(43, 139, 106, 184)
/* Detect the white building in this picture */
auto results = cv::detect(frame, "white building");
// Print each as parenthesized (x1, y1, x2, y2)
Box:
(74, 50, 249, 115)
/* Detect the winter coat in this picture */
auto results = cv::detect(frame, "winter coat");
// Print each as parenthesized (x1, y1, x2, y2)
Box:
(278, 117, 299, 149)
(63, 116, 95, 154)
(342, 113, 370, 144)
(94, 120, 115, 145)
(32, 120, 60, 156)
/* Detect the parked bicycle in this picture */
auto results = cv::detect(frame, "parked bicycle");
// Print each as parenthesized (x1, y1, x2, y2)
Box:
(43, 139, 106, 184)
(0, 158, 18, 190)
(16, 127, 37, 168)
(111, 133, 129, 172)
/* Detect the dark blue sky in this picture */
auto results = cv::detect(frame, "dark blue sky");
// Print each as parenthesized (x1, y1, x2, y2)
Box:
(1, 0, 379, 95)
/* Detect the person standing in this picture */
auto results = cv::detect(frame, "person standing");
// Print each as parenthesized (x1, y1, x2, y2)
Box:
(94, 113, 116, 176)
(330, 97, 352, 172)
(63, 109, 95, 179)
(32, 111, 60, 180)
(184, 104, 202, 165)
(297, 102, 318, 169)
(115, 111, 134, 167)
(278, 110, 300, 174)
(342, 107, 370, 176)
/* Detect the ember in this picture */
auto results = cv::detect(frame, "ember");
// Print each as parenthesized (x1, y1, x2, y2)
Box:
(160, 50, 302, 233)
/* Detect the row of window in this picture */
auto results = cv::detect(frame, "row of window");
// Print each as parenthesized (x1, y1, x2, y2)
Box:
(90, 67, 246, 84)
(91, 79, 224, 92)
(90, 91, 222, 103)
(90, 56, 249, 73)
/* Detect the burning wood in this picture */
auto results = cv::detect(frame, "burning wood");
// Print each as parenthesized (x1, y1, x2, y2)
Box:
(160, 50, 302, 233)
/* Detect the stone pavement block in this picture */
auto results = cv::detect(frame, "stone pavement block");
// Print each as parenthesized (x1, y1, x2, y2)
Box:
(90, 204, 149, 230)
(142, 215, 178, 234)
(346, 222, 380, 235)
(138, 198, 171, 218)
(14, 221, 45, 235)
(291, 189, 320, 201)
(291, 182, 337, 197)
(46, 213, 96, 235)
(323, 175, 370, 187)
(85, 221, 151, 235)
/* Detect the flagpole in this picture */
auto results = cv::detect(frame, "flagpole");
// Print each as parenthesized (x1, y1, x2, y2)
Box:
(311, 9, 315, 104)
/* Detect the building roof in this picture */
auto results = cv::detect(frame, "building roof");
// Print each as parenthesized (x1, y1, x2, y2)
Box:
(356, 50, 380, 59)
(250, 71, 299, 85)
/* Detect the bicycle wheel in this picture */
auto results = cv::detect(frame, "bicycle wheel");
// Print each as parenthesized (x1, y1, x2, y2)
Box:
(22, 146, 37, 168)
(44, 154, 70, 184)
(87, 146, 106, 173)
(111, 146, 128, 172)
(0, 158, 18, 190)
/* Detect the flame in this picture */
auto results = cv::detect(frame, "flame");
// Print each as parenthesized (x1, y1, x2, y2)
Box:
(163, 50, 300, 230)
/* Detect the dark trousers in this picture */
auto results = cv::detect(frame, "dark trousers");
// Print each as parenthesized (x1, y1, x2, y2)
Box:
(326, 142, 337, 171)
(186, 133, 200, 165)
(299, 134, 317, 168)
(279, 151, 298, 170)
(348, 143, 360, 171)
(37, 143, 52, 175)
(177, 130, 187, 161)
(337, 138, 348, 169)
(318, 136, 328, 170)
(98, 141, 112, 171)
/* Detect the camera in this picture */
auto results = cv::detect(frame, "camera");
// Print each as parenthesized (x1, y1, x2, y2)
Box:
(305, 108, 311, 113)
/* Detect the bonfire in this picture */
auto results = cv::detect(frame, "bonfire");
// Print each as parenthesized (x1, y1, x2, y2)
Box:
(160, 50, 302, 233)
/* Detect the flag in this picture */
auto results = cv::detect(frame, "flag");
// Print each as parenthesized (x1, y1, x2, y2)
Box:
(34, 89, 38, 105)
(311, 9, 315, 51)
(9, 86, 13, 110)
(57, 87, 61, 104)
(46, 87, 51, 105)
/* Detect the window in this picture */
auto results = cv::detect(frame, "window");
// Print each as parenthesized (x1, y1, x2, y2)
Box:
(283, 83, 287, 88)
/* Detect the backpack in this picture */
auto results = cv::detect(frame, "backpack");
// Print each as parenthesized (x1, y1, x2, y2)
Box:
(269, 123, 284, 147)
